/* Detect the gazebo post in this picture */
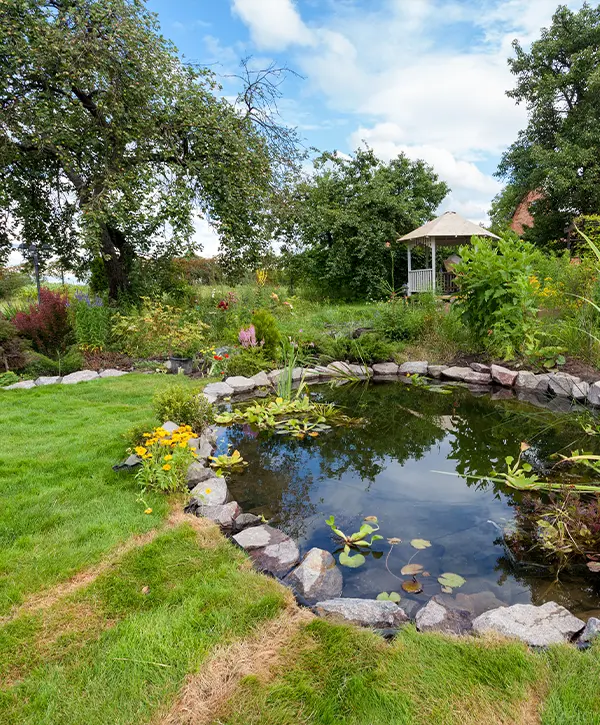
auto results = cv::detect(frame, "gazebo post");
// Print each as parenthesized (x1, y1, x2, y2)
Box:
(431, 238, 436, 293)
(407, 244, 412, 296)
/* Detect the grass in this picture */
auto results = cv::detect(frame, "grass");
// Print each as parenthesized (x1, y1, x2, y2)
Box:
(0, 373, 202, 614)
(2, 373, 600, 725)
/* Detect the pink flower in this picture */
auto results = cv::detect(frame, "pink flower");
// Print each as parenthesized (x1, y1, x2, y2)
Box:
(239, 325, 258, 348)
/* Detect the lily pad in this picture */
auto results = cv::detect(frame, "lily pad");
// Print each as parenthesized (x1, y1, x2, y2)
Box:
(438, 572, 466, 589)
(441, 585, 453, 594)
(401, 579, 423, 594)
(339, 548, 366, 568)
(401, 563, 423, 576)
(376, 591, 401, 603)
(410, 538, 431, 550)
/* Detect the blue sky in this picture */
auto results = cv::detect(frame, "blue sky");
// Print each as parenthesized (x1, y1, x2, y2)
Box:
(144, 0, 586, 256)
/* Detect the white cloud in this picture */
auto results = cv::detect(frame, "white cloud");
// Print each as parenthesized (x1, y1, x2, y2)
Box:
(231, 0, 314, 50)
(192, 216, 221, 257)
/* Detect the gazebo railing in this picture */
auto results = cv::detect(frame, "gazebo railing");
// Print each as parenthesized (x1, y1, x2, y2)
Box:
(408, 268, 434, 293)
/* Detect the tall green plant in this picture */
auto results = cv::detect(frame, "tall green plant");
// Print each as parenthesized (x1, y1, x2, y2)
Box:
(454, 236, 540, 360)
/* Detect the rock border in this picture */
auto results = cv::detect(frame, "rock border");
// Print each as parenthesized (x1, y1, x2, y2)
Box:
(3, 368, 128, 389)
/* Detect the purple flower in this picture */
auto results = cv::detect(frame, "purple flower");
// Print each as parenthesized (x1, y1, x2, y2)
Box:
(238, 325, 258, 348)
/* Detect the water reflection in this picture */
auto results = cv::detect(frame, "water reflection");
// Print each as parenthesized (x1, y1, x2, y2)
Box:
(221, 381, 600, 611)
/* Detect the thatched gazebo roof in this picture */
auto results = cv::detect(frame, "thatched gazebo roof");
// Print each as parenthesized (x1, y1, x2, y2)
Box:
(398, 211, 499, 246)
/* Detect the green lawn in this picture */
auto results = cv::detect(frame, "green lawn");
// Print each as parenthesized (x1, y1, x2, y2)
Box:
(1, 376, 599, 725)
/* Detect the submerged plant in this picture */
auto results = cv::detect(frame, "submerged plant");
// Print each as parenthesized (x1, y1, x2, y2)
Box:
(326, 515, 383, 568)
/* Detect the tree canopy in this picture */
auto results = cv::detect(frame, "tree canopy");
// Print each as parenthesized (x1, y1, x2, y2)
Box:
(495, 3, 600, 245)
(0, 0, 295, 297)
(279, 148, 449, 301)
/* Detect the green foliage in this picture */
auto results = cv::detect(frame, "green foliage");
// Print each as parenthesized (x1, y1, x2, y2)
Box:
(71, 295, 112, 352)
(252, 308, 281, 358)
(134, 425, 198, 494)
(0, 370, 19, 387)
(374, 300, 430, 342)
(209, 449, 248, 477)
(454, 236, 541, 359)
(496, 4, 600, 246)
(282, 147, 449, 300)
(152, 383, 214, 433)
(0, 314, 27, 370)
(21, 347, 84, 377)
(225, 347, 272, 377)
(0, 268, 30, 299)
(317, 333, 395, 364)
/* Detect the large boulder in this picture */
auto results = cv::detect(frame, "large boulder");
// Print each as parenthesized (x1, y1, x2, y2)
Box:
(548, 373, 589, 400)
(35, 376, 62, 386)
(372, 362, 399, 376)
(203, 381, 234, 399)
(188, 475, 228, 506)
(441, 366, 491, 385)
(99, 369, 128, 378)
(224, 376, 256, 394)
(399, 361, 428, 375)
(283, 548, 343, 604)
(186, 462, 214, 488)
(327, 361, 353, 375)
(472, 601, 585, 646)
(427, 364, 448, 379)
(233, 524, 299, 576)
(587, 382, 600, 407)
(415, 598, 473, 635)
(250, 371, 271, 387)
(194, 501, 241, 529)
(578, 617, 600, 645)
(61, 370, 99, 384)
(314, 598, 408, 629)
(491, 364, 518, 387)
(5, 379, 36, 389)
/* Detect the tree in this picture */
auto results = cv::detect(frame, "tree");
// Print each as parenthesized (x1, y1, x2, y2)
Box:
(280, 148, 449, 300)
(0, 0, 294, 298)
(496, 3, 600, 246)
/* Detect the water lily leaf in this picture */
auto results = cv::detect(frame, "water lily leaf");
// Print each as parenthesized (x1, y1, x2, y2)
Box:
(387, 537, 402, 545)
(587, 561, 600, 573)
(438, 572, 466, 588)
(441, 585, 453, 594)
(354, 540, 371, 547)
(377, 591, 402, 603)
(401, 563, 423, 576)
(401, 579, 423, 594)
(410, 539, 432, 550)
(370, 534, 383, 544)
(339, 549, 365, 568)
(388, 591, 401, 603)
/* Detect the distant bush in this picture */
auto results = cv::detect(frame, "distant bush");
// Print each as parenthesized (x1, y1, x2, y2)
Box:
(0, 268, 30, 300)
(12, 288, 72, 356)
(317, 333, 395, 364)
(0, 315, 28, 371)
(252, 309, 281, 358)
(225, 347, 272, 377)
(153, 383, 214, 434)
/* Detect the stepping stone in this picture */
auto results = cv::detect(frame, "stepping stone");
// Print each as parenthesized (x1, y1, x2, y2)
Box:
(399, 361, 429, 375)
(61, 370, 99, 384)
(472, 601, 585, 646)
(35, 376, 62, 386)
(314, 598, 408, 629)
(283, 548, 343, 604)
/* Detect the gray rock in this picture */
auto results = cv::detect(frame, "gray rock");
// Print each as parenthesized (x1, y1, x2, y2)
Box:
(191, 432, 214, 459)
(548, 372, 588, 400)
(233, 513, 263, 531)
(514, 371, 539, 390)
(5, 379, 36, 389)
(61, 370, 100, 384)
(283, 548, 343, 604)
(301, 367, 324, 380)
(251, 371, 271, 387)
(35, 376, 62, 386)
(309, 365, 336, 377)
(186, 462, 214, 487)
(188, 475, 228, 506)
(347, 363, 372, 377)
(196, 501, 241, 529)
(203, 382, 234, 399)
(224, 376, 256, 393)
(587, 382, 600, 407)
(491, 364, 518, 387)
(578, 617, 600, 644)
(427, 364, 448, 379)
(399, 361, 429, 375)
(267, 369, 284, 384)
(161, 421, 179, 433)
(314, 598, 409, 629)
(233, 524, 299, 576)
(112, 453, 142, 471)
(372, 362, 399, 376)
(470, 362, 491, 373)
(202, 392, 218, 404)
(441, 366, 491, 385)
(533, 374, 552, 393)
(472, 601, 585, 646)
(327, 361, 353, 375)
(99, 369, 128, 378)
(415, 598, 473, 635)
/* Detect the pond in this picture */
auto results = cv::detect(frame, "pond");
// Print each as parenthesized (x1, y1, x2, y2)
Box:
(217, 380, 600, 619)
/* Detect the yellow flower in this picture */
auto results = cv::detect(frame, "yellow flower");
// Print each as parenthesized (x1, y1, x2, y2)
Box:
(178, 442, 187, 448)
(162, 464, 172, 471)
(135, 446, 147, 456)
(144, 508, 153, 514)
(163, 454, 173, 461)
(205, 488, 212, 494)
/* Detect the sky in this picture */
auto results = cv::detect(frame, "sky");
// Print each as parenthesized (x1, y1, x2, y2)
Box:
(8, 0, 587, 266)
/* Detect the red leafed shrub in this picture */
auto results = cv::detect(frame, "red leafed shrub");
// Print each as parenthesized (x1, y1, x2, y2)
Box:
(13, 288, 72, 355)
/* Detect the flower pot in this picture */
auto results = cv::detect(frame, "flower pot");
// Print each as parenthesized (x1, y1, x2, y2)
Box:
(168, 357, 193, 375)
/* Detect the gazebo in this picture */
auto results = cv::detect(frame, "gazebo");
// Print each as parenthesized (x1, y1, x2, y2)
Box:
(398, 211, 499, 295)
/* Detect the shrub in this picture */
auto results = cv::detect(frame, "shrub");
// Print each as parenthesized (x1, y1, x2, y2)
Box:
(21, 347, 84, 377)
(12, 287, 72, 356)
(317, 333, 394, 364)
(0, 315, 28, 370)
(0, 268, 30, 300)
(71, 292, 112, 352)
(225, 347, 272, 377)
(252, 309, 281, 358)
(0, 371, 19, 387)
(374, 300, 428, 342)
(454, 237, 541, 360)
(153, 383, 214, 433)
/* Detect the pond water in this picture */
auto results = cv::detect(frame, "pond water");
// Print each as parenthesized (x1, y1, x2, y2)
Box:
(218, 381, 600, 618)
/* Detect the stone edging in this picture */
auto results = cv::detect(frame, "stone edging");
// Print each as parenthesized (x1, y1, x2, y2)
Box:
(3, 368, 128, 389)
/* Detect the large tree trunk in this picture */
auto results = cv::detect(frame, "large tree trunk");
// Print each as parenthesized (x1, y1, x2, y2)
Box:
(100, 224, 134, 300)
